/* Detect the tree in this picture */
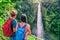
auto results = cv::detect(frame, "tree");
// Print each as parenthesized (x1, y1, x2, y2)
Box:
(42, 0, 60, 40)
(15, 0, 37, 30)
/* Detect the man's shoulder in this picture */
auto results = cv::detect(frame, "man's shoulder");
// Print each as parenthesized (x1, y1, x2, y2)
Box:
(12, 19, 17, 24)
(13, 19, 17, 22)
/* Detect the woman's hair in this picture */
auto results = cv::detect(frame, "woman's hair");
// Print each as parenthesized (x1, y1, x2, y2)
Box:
(20, 14, 27, 23)
(10, 10, 17, 17)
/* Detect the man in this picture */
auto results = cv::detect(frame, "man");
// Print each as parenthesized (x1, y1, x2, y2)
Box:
(10, 10, 17, 40)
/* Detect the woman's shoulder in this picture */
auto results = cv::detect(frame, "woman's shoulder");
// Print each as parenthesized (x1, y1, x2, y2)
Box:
(26, 23, 30, 26)
(26, 23, 30, 28)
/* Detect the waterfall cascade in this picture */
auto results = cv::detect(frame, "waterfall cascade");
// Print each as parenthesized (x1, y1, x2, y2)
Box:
(37, 2, 44, 39)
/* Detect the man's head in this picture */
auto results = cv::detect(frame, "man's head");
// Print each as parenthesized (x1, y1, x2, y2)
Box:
(10, 10, 17, 18)
(20, 14, 27, 23)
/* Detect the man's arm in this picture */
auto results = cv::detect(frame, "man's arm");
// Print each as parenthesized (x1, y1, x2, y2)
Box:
(12, 20, 16, 32)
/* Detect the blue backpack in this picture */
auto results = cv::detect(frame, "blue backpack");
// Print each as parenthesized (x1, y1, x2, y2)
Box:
(16, 23, 27, 40)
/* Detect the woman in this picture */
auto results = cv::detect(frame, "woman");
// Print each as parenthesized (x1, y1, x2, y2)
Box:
(16, 14, 31, 40)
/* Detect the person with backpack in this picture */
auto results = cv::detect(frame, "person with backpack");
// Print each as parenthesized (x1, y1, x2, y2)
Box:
(16, 14, 31, 40)
(2, 10, 17, 40)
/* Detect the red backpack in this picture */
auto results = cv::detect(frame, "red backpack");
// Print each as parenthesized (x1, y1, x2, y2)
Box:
(2, 18, 14, 37)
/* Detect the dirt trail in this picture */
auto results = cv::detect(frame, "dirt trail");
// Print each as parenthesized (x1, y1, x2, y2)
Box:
(0, 37, 2, 40)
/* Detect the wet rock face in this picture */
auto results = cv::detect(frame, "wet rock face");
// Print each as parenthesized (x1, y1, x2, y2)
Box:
(32, 27, 37, 36)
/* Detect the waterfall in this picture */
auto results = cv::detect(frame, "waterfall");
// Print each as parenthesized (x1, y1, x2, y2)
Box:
(37, 2, 44, 39)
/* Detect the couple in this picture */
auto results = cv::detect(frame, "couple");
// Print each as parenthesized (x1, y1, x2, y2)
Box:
(4, 10, 31, 40)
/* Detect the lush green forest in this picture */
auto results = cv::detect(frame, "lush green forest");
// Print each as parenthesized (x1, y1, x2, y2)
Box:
(42, 0, 60, 40)
(0, 0, 59, 40)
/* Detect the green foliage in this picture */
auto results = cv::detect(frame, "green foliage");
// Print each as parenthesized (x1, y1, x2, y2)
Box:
(0, 0, 16, 20)
(0, 0, 16, 40)
(0, 0, 38, 40)
(0, 0, 59, 40)
(42, 1, 60, 40)
(15, 0, 37, 30)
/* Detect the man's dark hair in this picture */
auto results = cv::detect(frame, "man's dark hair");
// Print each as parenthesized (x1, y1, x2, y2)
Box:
(20, 14, 27, 23)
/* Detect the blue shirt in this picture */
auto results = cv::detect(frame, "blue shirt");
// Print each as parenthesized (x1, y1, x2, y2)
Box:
(12, 20, 16, 28)
(10, 19, 16, 40)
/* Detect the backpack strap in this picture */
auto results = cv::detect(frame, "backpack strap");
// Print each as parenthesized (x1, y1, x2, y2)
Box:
(23, 23, 27, 28)
(9, 17, 14, 22)
(18, 23, 27, 28)
(9, 17, 18, 32)
(18, 23, 20, 27)
(23, 23, 27, 39)
(16, 22, 18, 31)
(8, 18, 14, 32)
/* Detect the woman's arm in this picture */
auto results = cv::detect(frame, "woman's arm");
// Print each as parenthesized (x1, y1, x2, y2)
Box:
(27, 25, 31, 35)
(25, 24, 31, 39)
